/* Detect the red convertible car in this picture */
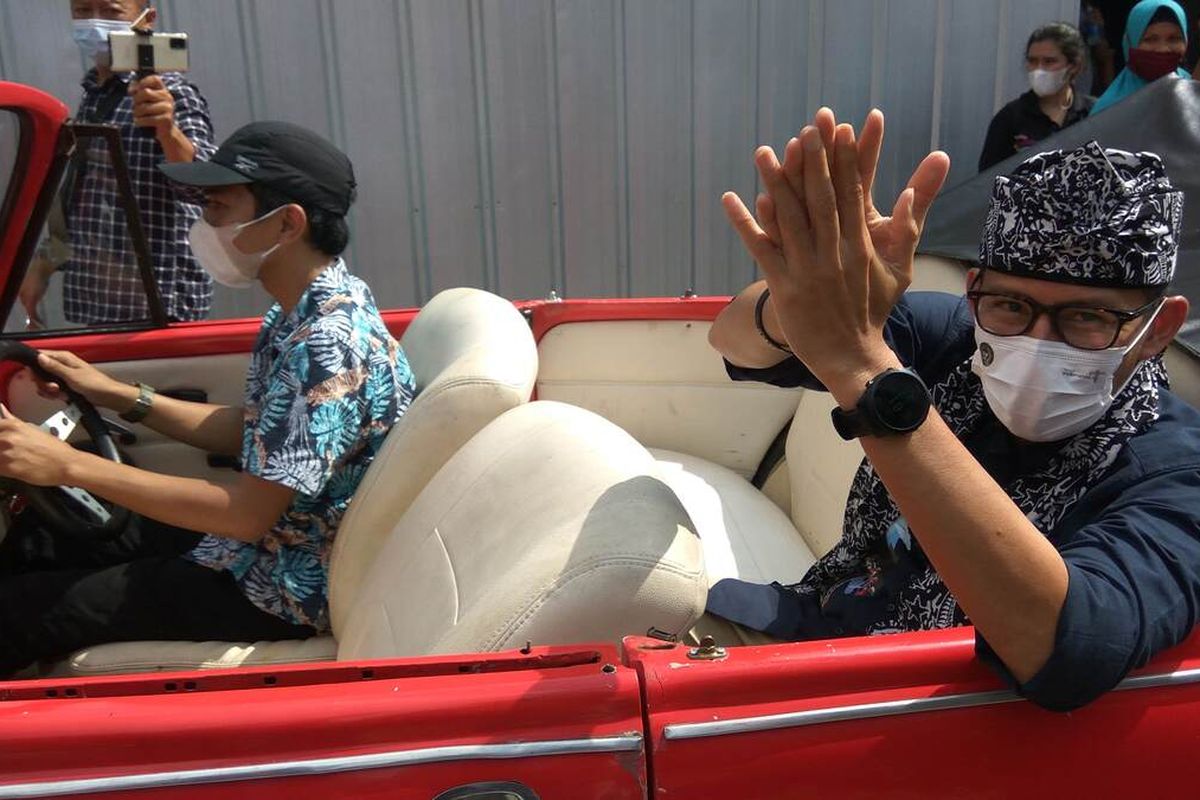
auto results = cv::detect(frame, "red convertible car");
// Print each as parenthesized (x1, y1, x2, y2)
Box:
(1, 81, 1200, 800)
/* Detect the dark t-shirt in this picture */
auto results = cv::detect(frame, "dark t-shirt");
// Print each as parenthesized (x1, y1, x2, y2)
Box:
(978, 89, 1094, 172)
(724, 291, 1200, 711)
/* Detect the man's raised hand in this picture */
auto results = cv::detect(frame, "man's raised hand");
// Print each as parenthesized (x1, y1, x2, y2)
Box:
(722, 109, 952, 401)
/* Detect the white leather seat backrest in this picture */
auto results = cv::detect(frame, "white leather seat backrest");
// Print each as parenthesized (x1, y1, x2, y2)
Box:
(337, 401, 707, 660)
(1165, 345, 1200, 408)
(911, 253, 969, 293)
(785, 390, 863, 558)
(328, 288, 537, 635)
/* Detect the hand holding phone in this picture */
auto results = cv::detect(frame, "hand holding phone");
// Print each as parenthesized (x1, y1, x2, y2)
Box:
(129, 74, 177, 136)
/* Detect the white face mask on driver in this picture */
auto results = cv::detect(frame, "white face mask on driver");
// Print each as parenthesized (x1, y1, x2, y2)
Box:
(188, 208, 285, 288)
(971, 302, 1163, 442)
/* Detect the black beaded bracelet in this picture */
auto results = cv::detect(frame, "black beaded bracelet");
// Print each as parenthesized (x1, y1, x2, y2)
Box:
(754, 288, 792, 354)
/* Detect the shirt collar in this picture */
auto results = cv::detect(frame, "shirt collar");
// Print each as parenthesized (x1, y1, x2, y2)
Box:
(81, 68, 135, 93)
(271, 258, 350, 339)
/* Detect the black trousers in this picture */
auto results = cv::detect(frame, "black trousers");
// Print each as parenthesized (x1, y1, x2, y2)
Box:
(0, 511, 314, 676)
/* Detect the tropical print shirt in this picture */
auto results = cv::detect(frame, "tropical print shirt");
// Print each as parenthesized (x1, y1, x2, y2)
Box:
(186, 259, 415, 630)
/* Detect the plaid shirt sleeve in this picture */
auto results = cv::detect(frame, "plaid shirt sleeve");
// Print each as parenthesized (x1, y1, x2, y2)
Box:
(161, 74, 216, 206)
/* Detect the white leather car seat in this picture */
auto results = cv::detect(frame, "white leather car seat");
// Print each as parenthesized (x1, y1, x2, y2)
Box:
(327, 287, 538, 634)
(338, 401, 707, 659)
(57, 288, 538, 676)
(651, 384, 861, 589)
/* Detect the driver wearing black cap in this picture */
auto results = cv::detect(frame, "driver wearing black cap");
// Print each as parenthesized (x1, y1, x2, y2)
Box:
(0, 122, 415, 675)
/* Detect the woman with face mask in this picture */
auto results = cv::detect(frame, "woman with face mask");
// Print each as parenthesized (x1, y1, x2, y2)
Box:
(1092, 0, 1191, 114)
(978, 22, 1093, 172)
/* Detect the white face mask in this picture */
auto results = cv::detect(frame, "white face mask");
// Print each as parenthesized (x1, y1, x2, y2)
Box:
(971, 304, 1162, 442)
(72, 19, 128, 66)
(188, 208, 285, 288)
(1028, 67, 1070, 97)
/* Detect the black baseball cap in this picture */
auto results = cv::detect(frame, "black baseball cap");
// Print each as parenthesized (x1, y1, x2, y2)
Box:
(159, 121, 357, 216)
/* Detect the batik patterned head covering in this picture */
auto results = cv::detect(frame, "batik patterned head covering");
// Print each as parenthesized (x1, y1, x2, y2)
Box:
(980, 141, 1183, 287)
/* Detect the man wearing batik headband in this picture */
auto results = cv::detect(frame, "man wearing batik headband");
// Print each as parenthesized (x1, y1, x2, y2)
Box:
(707, 109, 1200, 711)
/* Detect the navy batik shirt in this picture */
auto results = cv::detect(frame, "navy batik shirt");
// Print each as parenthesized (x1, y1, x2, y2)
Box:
(187, 260, 415, 631)
(727, 291, 1200, 711)
(64, 70, 216, 323)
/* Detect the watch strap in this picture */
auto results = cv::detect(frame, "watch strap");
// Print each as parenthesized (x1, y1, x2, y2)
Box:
(831, 405, 872, 440)
(119, 381, 155, 423)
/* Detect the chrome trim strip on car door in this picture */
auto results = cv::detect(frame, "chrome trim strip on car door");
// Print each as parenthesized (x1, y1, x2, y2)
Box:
(0, 734, 644, 799)
(663, 689, 1020, 740)
(1114, 666, 1200, 692)
(662, 667, 1200, 741)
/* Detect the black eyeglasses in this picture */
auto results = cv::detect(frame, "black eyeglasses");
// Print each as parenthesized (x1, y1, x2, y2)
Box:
(966, 291, 1162, 350)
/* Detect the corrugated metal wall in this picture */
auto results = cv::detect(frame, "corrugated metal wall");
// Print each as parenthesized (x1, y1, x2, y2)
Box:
(0, 0, 1078, 318)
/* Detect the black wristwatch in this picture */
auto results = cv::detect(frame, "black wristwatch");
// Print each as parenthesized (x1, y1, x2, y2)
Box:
(830, 368, 931, 440)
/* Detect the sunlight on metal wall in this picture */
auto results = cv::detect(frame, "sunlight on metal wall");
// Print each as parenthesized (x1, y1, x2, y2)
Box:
(0, 0, 1077, 316)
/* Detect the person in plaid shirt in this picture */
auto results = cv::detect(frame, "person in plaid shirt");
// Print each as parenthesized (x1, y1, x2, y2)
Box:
(21, 0, 216, 327)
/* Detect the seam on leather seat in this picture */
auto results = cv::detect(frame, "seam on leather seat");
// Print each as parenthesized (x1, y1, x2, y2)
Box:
(405, 382, 528, 417)
(432, 526, 460, 624)
(482, 555, 704, 651)
(379, 596, 400, 652)
(412, 378, 532, 407)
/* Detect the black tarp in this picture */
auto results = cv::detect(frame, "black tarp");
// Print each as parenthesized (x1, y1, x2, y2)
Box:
(919, 77, 1200, 353)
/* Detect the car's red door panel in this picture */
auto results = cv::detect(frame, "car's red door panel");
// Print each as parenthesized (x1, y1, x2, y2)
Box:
(0, 646, 647, 799)
(630, 629, 1200, 798)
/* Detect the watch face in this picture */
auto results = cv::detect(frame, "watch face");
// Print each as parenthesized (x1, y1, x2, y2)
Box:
(872, 371, 930, 431)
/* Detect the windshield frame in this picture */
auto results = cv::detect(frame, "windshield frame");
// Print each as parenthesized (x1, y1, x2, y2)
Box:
(0, 120, 170, 339)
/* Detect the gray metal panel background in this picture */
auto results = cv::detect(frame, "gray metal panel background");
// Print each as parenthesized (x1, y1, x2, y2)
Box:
(0, 0, 1077, 318)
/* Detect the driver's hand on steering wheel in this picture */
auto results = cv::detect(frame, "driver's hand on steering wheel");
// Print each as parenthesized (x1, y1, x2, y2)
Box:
(27, 351, 135, 412)
(0, 404, 77, 487)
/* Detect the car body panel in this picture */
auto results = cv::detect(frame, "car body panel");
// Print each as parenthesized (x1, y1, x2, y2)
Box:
(628, 629, 1200, 798)
(0, 647, 646, 799)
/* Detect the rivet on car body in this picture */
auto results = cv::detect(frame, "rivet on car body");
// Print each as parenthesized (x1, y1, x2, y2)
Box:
(687, 635, 727, 661)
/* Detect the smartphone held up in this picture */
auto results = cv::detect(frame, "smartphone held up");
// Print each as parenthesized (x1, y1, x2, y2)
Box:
(108, 29, 189, 75)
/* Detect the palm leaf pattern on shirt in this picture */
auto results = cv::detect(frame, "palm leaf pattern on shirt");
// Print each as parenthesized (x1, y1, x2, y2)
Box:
(307, 364, 367, 406)
(308, 312, 355, 374)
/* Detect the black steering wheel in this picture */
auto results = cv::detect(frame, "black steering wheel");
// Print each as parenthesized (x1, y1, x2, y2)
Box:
(0, 341, 130, 540)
